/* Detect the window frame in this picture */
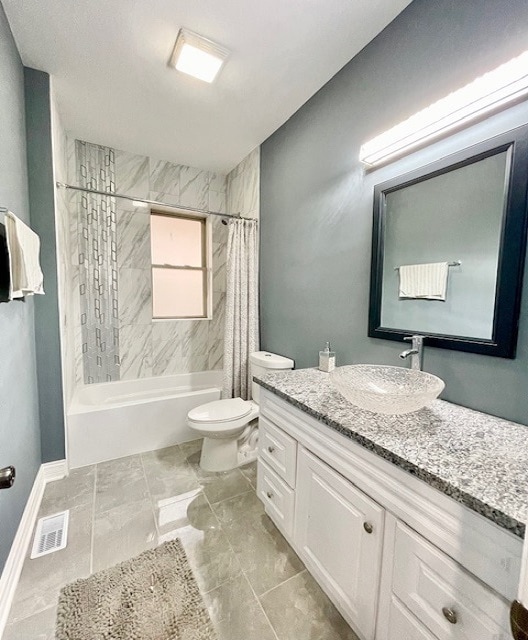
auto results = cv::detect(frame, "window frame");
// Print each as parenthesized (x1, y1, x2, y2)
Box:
(150, 208, 211, 320)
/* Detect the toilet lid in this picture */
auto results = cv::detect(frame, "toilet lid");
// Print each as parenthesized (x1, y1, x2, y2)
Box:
(188, 398, 253, 423)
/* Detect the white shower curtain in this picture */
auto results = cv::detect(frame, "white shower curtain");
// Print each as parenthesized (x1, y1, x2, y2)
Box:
(222, 219, 259, 399)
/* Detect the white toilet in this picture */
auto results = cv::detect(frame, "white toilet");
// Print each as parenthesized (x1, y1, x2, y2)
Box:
(187, 351, 294, 472)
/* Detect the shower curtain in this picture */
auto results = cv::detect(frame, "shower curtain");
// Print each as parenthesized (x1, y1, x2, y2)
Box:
(222, 219, 259, 399)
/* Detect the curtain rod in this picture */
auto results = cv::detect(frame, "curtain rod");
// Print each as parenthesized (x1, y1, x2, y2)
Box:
(55, 182, 257, 222)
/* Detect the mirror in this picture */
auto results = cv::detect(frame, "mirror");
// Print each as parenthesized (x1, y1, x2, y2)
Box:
(369, 125, 528, 358)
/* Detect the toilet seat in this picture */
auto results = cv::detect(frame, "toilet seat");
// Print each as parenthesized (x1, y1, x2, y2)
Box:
(188, 398, 253, 423)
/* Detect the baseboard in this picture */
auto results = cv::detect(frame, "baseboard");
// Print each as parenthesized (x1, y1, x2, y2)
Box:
(0, 459, 67, 636)
(41, 459, 68, 484)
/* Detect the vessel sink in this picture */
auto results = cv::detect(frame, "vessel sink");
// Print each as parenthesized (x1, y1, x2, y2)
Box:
(329, 364, 445, 415)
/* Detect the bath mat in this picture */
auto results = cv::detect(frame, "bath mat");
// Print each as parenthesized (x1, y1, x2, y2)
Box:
(55, 539, 217, 640)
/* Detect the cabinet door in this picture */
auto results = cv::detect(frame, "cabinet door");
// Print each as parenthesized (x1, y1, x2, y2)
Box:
(294, 447, 384, 640)
(392, 521, 511, 640)
(387, 595, 437, 640)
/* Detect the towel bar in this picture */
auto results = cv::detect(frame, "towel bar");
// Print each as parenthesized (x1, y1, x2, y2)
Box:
(394, 260, 461, 270)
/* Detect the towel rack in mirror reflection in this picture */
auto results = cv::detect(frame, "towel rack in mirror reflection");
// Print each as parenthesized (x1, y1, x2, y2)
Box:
(394, 260, 461, 271)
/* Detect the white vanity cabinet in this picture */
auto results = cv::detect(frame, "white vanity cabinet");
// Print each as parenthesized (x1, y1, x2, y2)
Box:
(256, 388, 522, 640)
(295, 447, 385, 640)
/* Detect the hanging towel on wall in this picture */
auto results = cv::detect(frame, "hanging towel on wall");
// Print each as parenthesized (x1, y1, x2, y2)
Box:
(398, 262, 448, 301)
(4, 211, 45, 299)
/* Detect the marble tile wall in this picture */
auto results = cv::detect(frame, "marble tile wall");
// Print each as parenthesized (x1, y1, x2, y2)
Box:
(227, 147, 260, 221)
(50, 98, 74, 403)
(113, 149, 229, 380)
(67, 141, 260, 383)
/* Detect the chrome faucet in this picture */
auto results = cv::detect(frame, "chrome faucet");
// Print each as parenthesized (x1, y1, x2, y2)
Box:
(399, 335, 424, 370)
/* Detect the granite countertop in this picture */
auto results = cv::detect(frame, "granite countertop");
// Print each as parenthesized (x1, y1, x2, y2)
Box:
(255, 368, 528, 538)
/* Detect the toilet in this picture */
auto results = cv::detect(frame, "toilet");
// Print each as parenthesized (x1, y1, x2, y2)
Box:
(187, 351, 294, 472)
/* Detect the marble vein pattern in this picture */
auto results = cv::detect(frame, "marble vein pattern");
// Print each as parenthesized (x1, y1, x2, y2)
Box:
(119, 324, 153, 379)
(118, 267, 152, 326)
(115, 149, 149, 198)
(149, 159, 181, 198)
(209, 172, 227, 193)
(4, 443, 357, 640)
(116, 207, 151, 270)
(180, 320, 210, 357)
(180, 166, 209, 210)
(209, 189, 227, 215)
(211, 292, 226, 337)
(243, 148, 260, 217)
(209, 338, 224, 371)
(227, 146, 260, 220)
(255, 368, 528, 537)
(152, 321, 183, 377)
(213, 242, 227, 293)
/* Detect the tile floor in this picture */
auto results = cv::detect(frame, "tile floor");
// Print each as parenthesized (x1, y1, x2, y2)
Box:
(4, 440, 358, 640)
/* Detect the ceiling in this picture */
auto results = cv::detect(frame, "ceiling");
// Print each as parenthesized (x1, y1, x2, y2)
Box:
(3, 0, 412, 173)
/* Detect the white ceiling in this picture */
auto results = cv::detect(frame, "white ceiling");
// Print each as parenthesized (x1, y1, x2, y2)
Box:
(3, 0, 412, 173)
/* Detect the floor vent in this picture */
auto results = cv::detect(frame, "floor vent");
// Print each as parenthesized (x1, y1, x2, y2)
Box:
(31, 510, 69, 559)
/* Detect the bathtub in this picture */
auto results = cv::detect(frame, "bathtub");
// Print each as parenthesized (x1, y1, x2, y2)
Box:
(67, 371, 222, 468)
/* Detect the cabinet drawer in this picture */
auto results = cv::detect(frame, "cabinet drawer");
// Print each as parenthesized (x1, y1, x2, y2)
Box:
(257, 459, 295, 537)
(259, 416, 297, 487)
(393, 521, 511, 640)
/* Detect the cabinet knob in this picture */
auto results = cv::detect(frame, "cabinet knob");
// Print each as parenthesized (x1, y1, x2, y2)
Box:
(267, 446, 275, 454)
(363, 522, 373, 534)
(442, 607, 457, 624)
(266, 491, 273, 500)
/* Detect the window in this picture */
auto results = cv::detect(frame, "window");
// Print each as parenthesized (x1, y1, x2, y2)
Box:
(151, 211, 208, 319)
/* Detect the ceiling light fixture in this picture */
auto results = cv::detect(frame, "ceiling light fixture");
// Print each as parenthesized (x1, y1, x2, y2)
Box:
(359, 50, 528, 167)
(170, 28, 229, 83)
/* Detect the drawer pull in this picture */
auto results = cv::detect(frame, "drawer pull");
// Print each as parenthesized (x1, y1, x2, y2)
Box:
(266, 491, 273, 500)
(363, 522, 373, 534)
(267, 446, 275, 454)
(442, 607, 457, 625)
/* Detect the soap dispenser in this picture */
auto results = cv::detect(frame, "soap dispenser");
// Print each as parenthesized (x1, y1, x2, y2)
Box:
(319, 342, 336, 373)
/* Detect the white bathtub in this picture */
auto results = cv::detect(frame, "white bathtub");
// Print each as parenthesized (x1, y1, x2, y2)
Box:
(67, 371, 222, 468)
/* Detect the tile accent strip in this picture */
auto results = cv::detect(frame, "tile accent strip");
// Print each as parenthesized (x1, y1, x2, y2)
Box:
(76, 141, 120, 383)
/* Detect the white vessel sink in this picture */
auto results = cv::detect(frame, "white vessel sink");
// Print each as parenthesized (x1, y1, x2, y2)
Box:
(329, 365, 445, 415)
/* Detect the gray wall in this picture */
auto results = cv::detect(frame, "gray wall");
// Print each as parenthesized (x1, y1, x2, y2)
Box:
(24, 68, 65, 462)
(260, 0, 528, 426)
(0, 4, 41, 570)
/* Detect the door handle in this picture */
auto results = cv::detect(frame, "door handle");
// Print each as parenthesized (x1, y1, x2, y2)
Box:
(0, 466, 15, 490)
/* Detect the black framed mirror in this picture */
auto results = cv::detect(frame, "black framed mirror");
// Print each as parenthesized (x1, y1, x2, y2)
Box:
(368, 125, 528, 358)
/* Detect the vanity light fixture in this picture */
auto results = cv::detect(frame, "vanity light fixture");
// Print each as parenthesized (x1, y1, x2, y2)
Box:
(359, 50, 528, 166)
(170, 28, 229, 83)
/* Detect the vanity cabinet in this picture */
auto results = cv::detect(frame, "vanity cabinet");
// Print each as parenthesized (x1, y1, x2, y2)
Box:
(386, 519, 511, 640)
(295, 447, 384, 640)
(257, 389, 521, 640)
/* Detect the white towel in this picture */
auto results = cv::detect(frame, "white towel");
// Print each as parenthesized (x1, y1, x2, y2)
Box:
(4, 212, 45, 299)
(398, 262, 449, 301)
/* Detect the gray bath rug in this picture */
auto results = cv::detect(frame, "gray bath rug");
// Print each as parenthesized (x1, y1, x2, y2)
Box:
(55, 539, 217, 640)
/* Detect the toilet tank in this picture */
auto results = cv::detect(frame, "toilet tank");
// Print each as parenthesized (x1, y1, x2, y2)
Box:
(249, 351, 294, 404)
